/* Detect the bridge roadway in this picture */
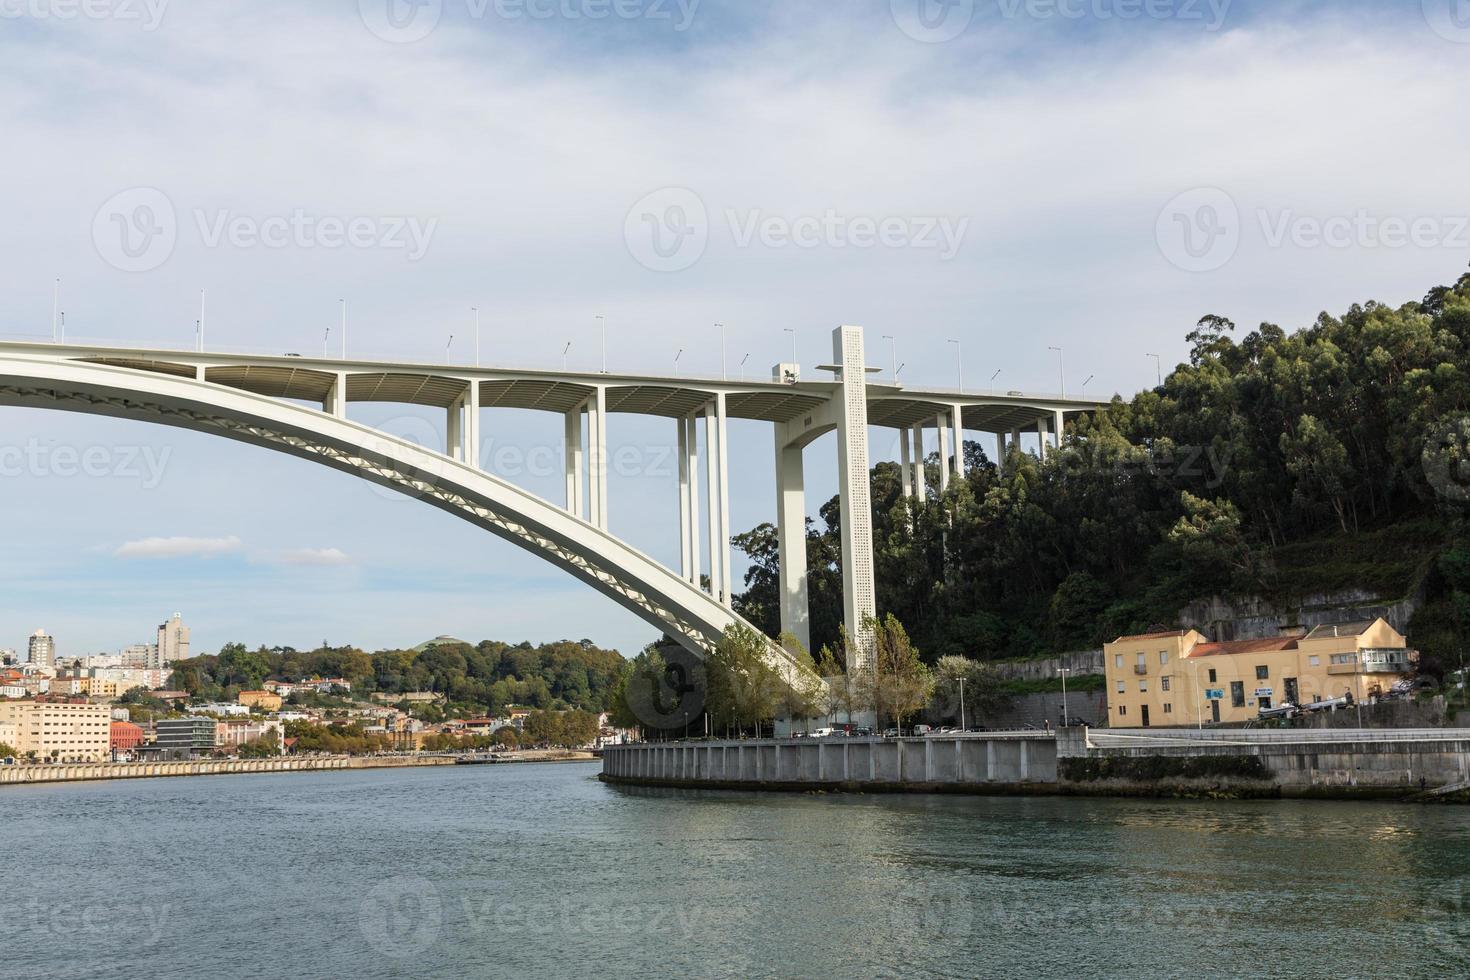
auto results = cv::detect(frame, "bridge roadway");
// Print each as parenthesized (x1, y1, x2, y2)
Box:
(0, 328, 1105, 678)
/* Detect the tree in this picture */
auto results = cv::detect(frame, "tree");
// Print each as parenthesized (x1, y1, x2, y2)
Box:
(705, 624, 783, 737)
(0, 743, 16, 759)
(929, 656, 1008, 727)
(853, 614, 932, 732)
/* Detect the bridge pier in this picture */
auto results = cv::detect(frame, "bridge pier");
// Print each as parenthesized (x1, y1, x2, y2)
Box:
(565, 406, 584, 516)
(832, 326, 877, 671)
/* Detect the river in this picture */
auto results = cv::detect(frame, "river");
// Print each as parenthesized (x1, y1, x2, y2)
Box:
(3, 761, 1467, 979)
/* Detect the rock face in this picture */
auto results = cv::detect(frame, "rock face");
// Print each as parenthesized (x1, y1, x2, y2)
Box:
(1176, 590, 1420, 644)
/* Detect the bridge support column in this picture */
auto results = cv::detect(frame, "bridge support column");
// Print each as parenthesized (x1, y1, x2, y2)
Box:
(936, 413, 951, 493)
(1037, 415, 1049, 461)
(565, 408, 584, 517)
(447, 396, 464, 462)
(324, 371, 348, 420)
(910, 424, 925, 503)
(950, 403, 965, 480)
(704, 398, 731, 604)
(774, 434, 809, 651)
(677, 415, 692, 579)
(899, 427, 913, 500)
(685, 413, 701, 587)
(465, 381, 480, 469)
(995, 432, 1005, 467)
(1054, 409, 1066, 450)
(589, 387, 608, 529)
(833, 325, 876, 672)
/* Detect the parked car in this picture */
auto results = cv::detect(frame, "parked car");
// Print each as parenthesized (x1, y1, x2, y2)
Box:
(881, 728, 900, 738)
(913, 724, 934, 737)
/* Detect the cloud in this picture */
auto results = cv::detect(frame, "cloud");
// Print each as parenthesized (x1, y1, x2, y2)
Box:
(273, 547, 353, 567)
(114, 535, 244, 559)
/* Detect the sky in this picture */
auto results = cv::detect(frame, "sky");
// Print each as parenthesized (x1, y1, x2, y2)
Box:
(1, 0, 1468, 660)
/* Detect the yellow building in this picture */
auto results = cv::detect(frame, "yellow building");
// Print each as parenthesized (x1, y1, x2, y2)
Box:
(238, 691, 284, 712)
(1103, 619, 1417, 727)
(0, 701, 112, 762)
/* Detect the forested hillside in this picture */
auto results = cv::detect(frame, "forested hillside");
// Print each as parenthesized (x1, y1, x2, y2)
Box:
(734, 269, 1470, 678)
(166, 638, 625, 717)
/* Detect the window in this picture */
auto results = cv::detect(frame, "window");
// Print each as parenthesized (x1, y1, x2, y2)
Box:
(1136, 652, 1147, 670)
(1230, 681, 1245, 707)
(1309, 655, 1320, 667)
(1163, 703, 1173, 714)
(1160, 651, 1169, 665)
(1139, 680, 1148, 692)
(1208, 668, 1218, 683)
(1118, 705, 1127, 716)
(1116, 681, 1125, 694)
(1255, 665, 1269, 680)
(1115, 654, 1123, 669)
(1161, 677, 1171, 692)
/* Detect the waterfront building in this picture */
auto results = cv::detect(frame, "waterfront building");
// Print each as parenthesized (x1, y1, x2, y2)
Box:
(0, 700, 112, 762)
(27, 630, 54, 667)
(195, 702, 251, 717)
(154, 614, 190, 667)
(1103, 618, 1418, 728)
(0, 721, 16, 753)
(110, 721, 145, 758)
(238, 691, 283, 712)
(152, 717, 218, 759)
(215, 719, 283, 752)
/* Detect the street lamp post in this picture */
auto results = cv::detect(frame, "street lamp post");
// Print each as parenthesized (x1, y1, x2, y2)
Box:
(1146, 353, 1162, 387)
(1049, 345, 1065, 398)
(716, 323, 726, 380)
(596, 314, 606, 373)
(784, 328, 796, 366)
(1057, 668, 1070, 726)
(472, 307, 480, 368)
(948, 339, 962, 391)
(883, 334, 898, 382)
(561, 341, 572, 371)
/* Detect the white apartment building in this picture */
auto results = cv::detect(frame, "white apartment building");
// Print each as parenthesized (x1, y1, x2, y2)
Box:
(27, 630, 54, 667)
(153, 614, 190, 668)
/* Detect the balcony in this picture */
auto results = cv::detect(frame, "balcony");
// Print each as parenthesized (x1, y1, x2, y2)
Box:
(1134, 665, 1148, 675)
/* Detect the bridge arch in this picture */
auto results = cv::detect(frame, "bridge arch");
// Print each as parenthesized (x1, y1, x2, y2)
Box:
(0, 354, 808, 680)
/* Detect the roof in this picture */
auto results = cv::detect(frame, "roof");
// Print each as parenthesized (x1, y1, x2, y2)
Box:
(1187, 636, 1301, 658)
(1303, 620, 1379, 640)
(1111, 629, 1193, 644)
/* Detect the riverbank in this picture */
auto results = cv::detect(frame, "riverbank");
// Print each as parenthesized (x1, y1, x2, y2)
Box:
(601, 729, 1470, 803)
(0, 750, 595, 786)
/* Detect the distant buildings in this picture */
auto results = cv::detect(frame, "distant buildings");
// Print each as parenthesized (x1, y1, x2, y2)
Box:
(0, 701, 111, 762)
(239, 691, 283, 712)
(110, 720, 145, 758)
(152, 717, 217, 760)
(154, 613, 190, 668)
(27, 630, 54, 668)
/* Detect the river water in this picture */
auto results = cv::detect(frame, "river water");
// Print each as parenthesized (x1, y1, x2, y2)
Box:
(3, 761, 1468, 979)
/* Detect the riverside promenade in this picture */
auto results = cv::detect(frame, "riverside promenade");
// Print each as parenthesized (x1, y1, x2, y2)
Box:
(601, 728, 1470, 801)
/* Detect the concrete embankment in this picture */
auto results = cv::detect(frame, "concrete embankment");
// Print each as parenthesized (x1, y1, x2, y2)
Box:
(601, 729, 1470, 802)
(0, 755, 456, 786)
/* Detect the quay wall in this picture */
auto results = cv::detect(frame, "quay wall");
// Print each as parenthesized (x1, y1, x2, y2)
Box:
(0, 755, 456, 786)
(603, 730, 1470, 800)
